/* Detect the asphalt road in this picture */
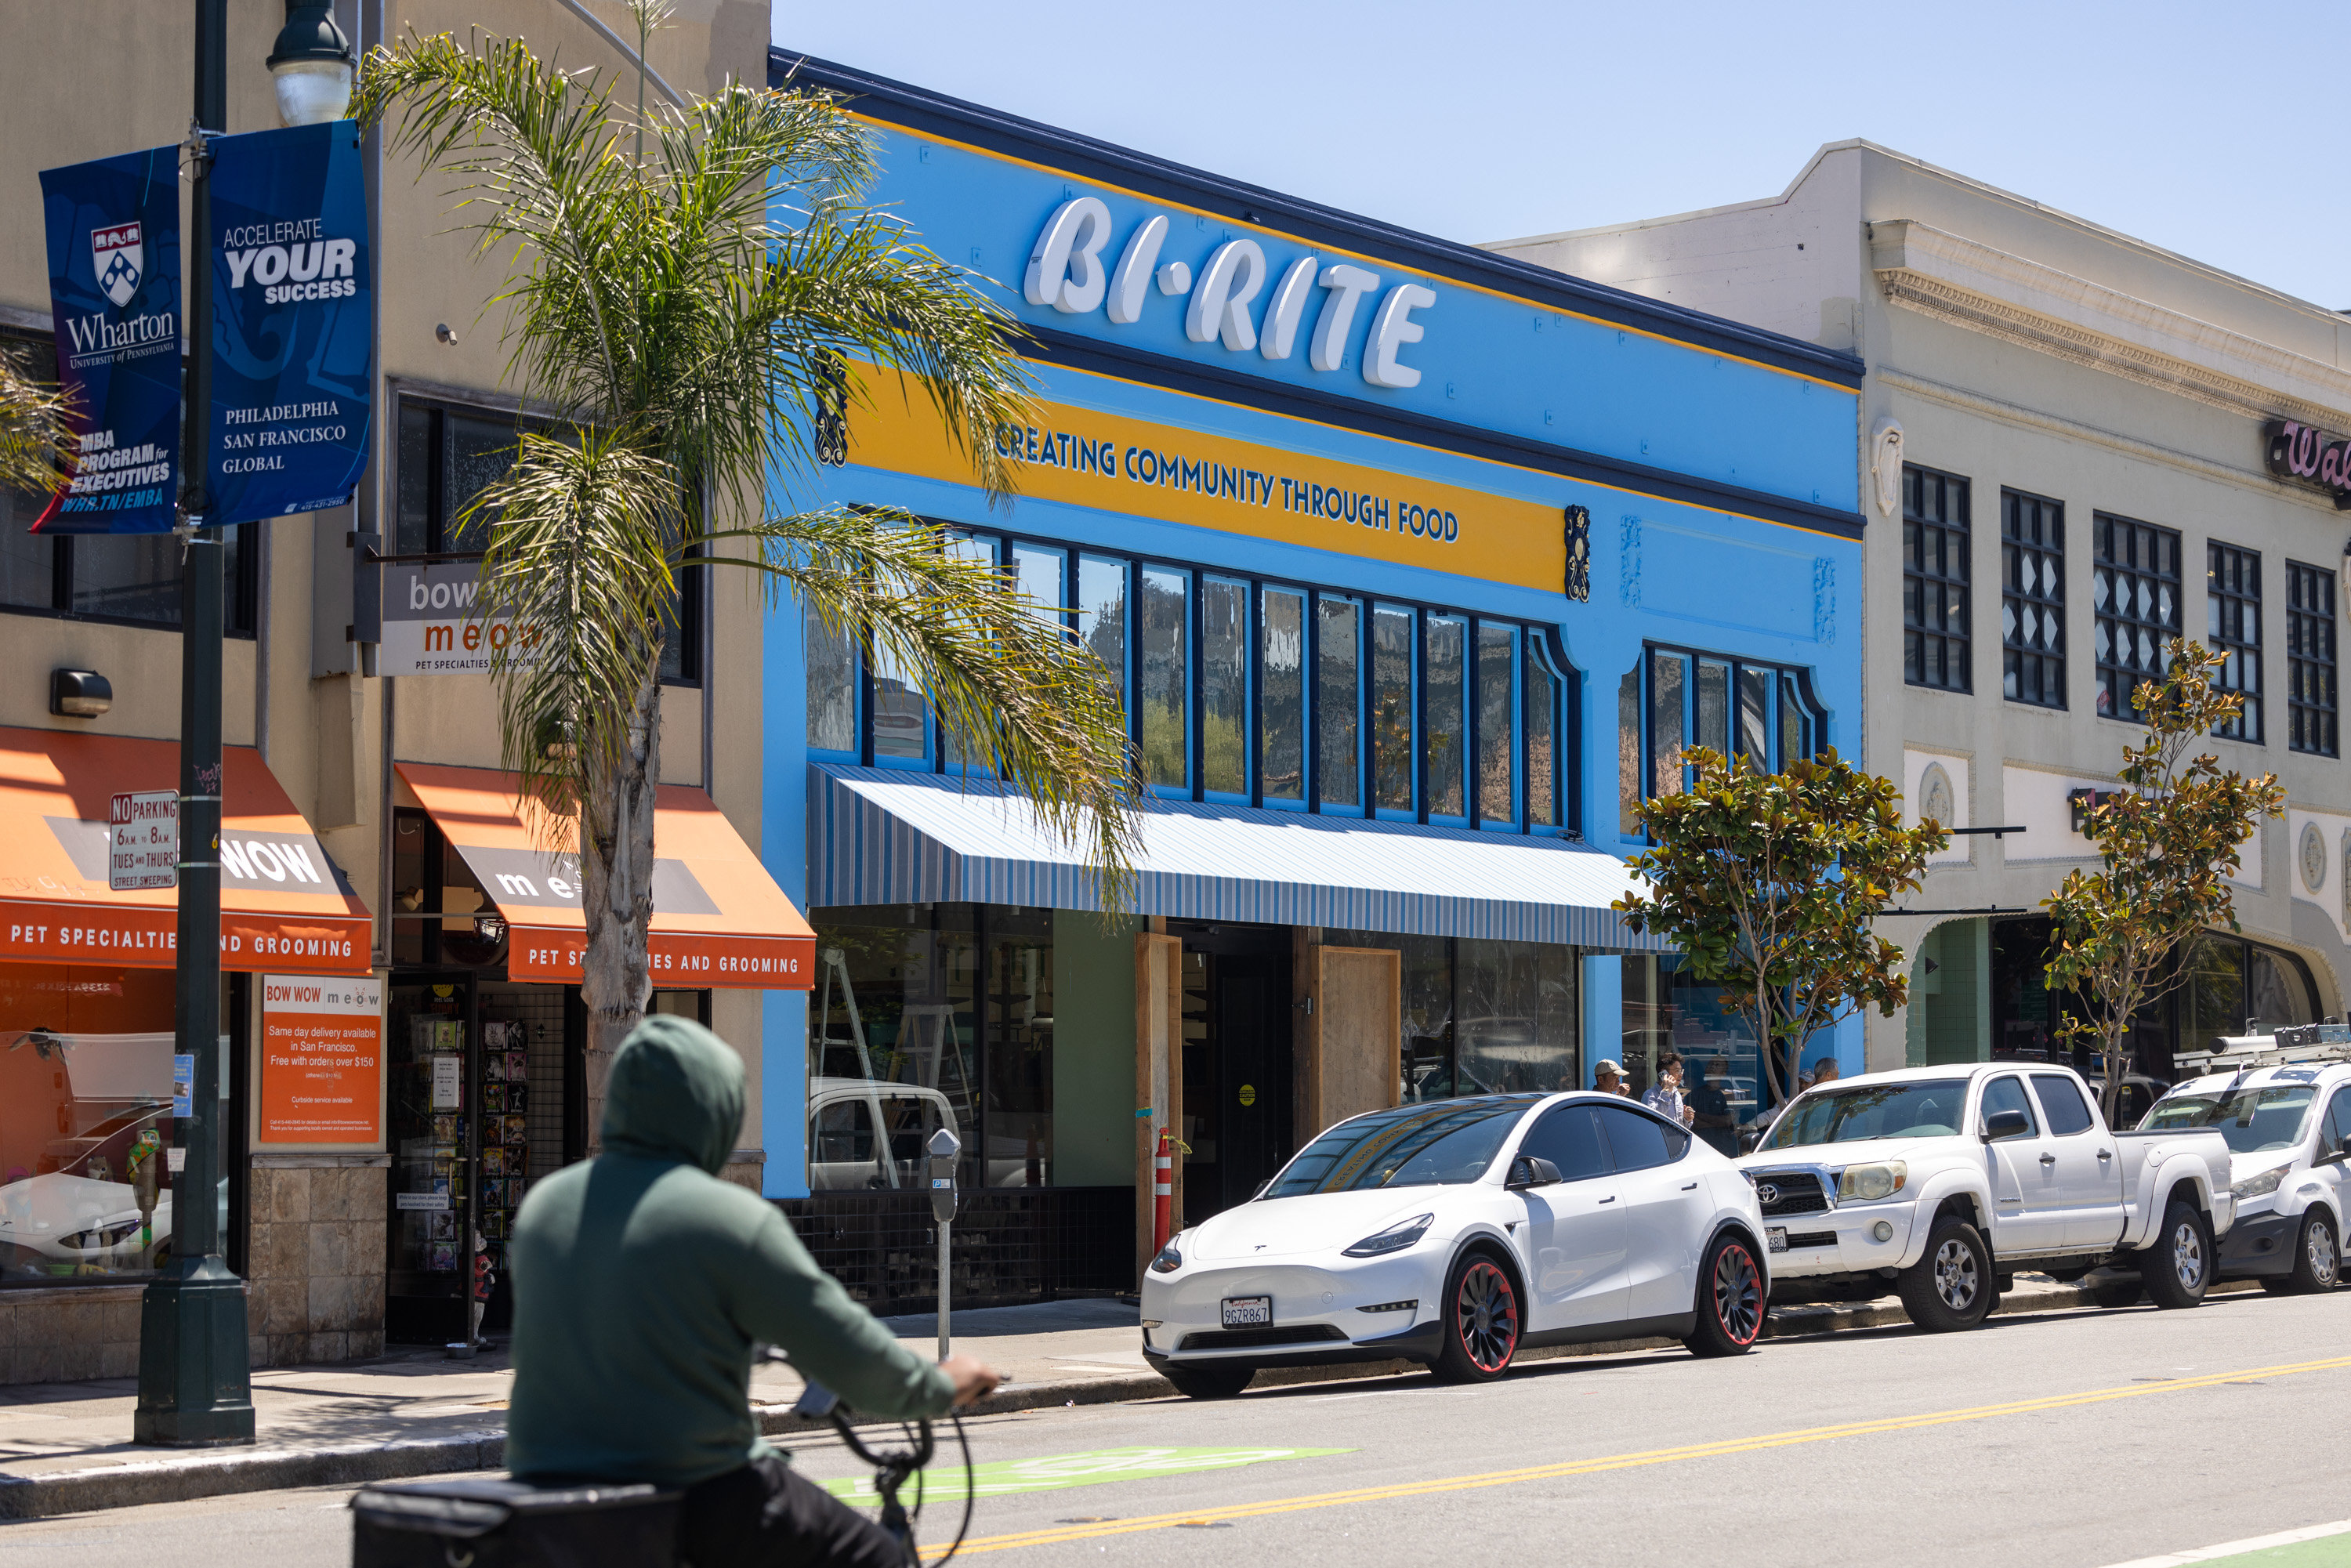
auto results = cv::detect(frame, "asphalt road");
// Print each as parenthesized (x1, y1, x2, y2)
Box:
(9, 1288, 2348, 1568)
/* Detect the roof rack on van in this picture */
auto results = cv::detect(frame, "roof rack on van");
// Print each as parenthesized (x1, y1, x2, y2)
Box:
(2172, 1021, 2351, 1077)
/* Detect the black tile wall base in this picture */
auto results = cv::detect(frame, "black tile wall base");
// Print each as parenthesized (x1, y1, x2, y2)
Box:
(777, 1187, 1133, 1315)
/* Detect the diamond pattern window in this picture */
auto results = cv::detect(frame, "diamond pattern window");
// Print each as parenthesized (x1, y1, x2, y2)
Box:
(2001, 490, 2066, 708)
(2092, 512, 2179, 720)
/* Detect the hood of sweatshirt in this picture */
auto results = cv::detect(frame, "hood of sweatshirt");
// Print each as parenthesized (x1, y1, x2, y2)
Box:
(598, 1013, 743, 1175)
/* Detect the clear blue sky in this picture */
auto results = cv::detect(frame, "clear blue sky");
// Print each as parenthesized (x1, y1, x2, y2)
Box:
(774, 0, 2349, 313)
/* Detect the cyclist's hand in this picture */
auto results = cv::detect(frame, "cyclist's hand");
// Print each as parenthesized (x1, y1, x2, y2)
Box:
(942, 1356, 1002, 1407)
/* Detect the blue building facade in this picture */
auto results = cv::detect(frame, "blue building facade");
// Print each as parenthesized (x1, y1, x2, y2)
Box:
(757, 51, 1866, 1305)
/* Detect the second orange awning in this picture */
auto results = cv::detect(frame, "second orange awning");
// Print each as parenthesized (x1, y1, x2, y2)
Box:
(395, 763, 815, 989)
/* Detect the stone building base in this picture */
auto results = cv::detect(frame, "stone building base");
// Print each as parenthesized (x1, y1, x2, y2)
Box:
(0, 1284, 146, 1384)
(246, 1154, 389, 1368)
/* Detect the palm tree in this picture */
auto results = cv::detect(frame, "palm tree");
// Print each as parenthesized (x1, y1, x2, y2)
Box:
(0, 342, 74, 496)
(357, 14, 1142, 1142)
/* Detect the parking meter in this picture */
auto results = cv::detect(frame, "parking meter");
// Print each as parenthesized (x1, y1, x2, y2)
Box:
(128, 1128, 161, 1262)
(928, 1127, 960, 1360)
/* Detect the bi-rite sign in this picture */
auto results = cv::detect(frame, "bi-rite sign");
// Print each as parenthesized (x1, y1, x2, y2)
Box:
(259, 972, 384, 1146)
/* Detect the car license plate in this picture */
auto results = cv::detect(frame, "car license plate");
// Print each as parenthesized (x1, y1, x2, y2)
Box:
(1221, 1295, 1271, 1327)
(1766, 1226, 1788, 1254)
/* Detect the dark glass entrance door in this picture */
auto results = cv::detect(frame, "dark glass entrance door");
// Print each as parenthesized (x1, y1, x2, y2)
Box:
(385, 977, 476, 1345)
(1175, 925, 1293, 1224)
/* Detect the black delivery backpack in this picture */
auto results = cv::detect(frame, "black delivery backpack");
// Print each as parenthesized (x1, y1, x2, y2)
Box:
(350, 1477, 683, 1568)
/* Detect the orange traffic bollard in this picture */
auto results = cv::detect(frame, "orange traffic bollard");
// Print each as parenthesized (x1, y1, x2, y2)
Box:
(1152, 1128, 1174, 1253)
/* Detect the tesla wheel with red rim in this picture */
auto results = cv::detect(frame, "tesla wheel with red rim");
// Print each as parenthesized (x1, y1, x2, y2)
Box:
(1684, 1233, 1765, 1357)
(1433, 1252, 1520, 1382)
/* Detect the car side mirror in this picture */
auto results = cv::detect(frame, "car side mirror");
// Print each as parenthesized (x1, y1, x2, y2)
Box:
(1506, 1155, 1563, 1190)
(1983, 1109, 2030, 1143)
(2317, 1137, 2351, 1168)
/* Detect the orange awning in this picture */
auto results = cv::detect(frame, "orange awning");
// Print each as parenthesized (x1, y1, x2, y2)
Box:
(0, 726, 372, 975)
(395, 763, 814, 990)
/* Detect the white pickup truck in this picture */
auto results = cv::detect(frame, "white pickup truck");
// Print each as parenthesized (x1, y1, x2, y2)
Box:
(1735, 1063, 2237, 1331)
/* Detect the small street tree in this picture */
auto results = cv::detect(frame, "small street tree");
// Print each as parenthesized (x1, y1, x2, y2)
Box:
(1615, 747, 1947, 1106)
(2044, 638, 2285, 1116)
(357, 10, 1142, 1139)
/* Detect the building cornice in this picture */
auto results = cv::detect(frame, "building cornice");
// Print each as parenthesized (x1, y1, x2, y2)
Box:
(1871, 219, 2351, 430)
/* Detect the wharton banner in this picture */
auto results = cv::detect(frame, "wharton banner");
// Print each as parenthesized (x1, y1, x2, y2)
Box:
(36, 147, 183, 534)
(205, 121, 371, 525)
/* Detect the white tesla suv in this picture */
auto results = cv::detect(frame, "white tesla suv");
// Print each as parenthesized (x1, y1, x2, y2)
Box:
(1139, 1092, 1770, 1397)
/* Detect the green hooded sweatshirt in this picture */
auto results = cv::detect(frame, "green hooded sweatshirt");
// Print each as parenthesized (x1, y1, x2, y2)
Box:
(505, 1014, 953, 1485)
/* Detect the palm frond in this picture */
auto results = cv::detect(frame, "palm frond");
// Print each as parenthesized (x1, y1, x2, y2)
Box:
(0, 342, 75, 497)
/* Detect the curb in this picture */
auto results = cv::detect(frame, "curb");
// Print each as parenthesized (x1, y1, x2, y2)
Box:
(0, 1277, 2258, 1519)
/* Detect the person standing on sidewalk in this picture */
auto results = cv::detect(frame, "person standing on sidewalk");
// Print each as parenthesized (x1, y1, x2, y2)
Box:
(505, 1015, 1001, 1567)
(1643, 1055, 1695, 1126)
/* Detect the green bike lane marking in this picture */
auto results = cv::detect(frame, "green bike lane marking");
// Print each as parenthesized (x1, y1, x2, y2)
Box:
(819, 1446, 1353, 1505)
(2104, 1518, 2351, 1568)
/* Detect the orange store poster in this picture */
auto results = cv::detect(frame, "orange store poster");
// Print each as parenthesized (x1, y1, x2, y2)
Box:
(260, 972, 384, 1144)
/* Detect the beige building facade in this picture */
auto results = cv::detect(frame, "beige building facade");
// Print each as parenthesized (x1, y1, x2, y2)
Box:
(1491, 142, 2351, 1095)
(0, 1, 776, 1383)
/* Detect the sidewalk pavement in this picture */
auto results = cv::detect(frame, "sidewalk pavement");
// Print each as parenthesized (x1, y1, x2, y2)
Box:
(0, 1277, 2255, 1519)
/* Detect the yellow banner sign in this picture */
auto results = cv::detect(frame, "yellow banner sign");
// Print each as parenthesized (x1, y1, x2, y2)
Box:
(846, 372, 1567, 593)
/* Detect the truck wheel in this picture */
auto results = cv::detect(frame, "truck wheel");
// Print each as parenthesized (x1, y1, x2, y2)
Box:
(2287, 1210, 2341, 1294)
(1161, 1362, 1257, 1400)
(1432, 1251, 1521, 1382)
(2090, 1280, 2142, 1309)
(1683, 1233, 1765, 1358)
(1898, 1217, 1994, 1331)
(2139, 1199, 2211, 1310)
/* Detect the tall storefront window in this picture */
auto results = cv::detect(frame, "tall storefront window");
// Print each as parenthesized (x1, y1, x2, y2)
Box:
(808, 905, 1002, 1191)
(1201, 576, 1248, 797)
(1476, 624, 1517, 824)
(1425, 615, 1467, 819)
(1621, 954, 1770, 1154)
(1317, 596, 1361, 808)
(1139, 567, 1189, 790)
(1, 965, 225, 1284)
(1326, 931, 1581, 1103)
(984, 908, 1055, 1187)
(2206, 541, 2262, 743)
(1371, 604, 1414, 813)
(1903, 465, 1972, 692)
(1262, 588, 1306, 802)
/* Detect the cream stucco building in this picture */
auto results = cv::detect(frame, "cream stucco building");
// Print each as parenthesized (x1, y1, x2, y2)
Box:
(1491, 141, 2351, 1094)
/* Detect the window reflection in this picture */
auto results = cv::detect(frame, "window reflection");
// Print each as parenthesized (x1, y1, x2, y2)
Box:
(1201, 577, 1248, 796)
(809, 907, 982, 1191)
(1371, 605, 1414, 813)
(1526, 640, 1558, 828)
(1317, 596, 1360, 809)
(1, 966, 190, 1282)
(1078, 555, 1128, 712)
(1476, 624, 1516, 824)
(1262, 588, 1305, 803)
(805, 600, 855, 752)
(1425, 615, 1466, 818)
(1140, 568, 1189, 789)
(1650, 650, 1685, 798)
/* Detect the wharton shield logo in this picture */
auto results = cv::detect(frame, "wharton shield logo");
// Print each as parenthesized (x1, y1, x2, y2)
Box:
(91, 222, 143, 308)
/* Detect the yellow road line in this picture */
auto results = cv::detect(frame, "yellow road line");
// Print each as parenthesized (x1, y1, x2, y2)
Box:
(926, 1353, 2351, 1557)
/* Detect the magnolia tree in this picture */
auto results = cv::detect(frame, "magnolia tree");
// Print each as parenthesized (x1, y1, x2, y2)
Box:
(1615, 747, 1947, 1106)
(2044, 638, 2285, 1115)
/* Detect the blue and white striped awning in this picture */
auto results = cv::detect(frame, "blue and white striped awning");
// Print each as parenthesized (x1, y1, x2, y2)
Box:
(811, 765, 1669, 951)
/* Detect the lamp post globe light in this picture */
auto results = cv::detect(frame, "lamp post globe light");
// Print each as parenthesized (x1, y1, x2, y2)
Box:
(135, 0, 352, 1449)
(266, 2, 356, 127)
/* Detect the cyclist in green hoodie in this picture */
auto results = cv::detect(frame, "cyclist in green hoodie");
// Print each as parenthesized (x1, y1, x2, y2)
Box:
(506, 1013, 998, 1567)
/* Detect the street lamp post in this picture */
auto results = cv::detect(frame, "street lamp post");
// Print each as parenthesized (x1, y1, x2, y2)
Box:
(132, 0, 354, 1450)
